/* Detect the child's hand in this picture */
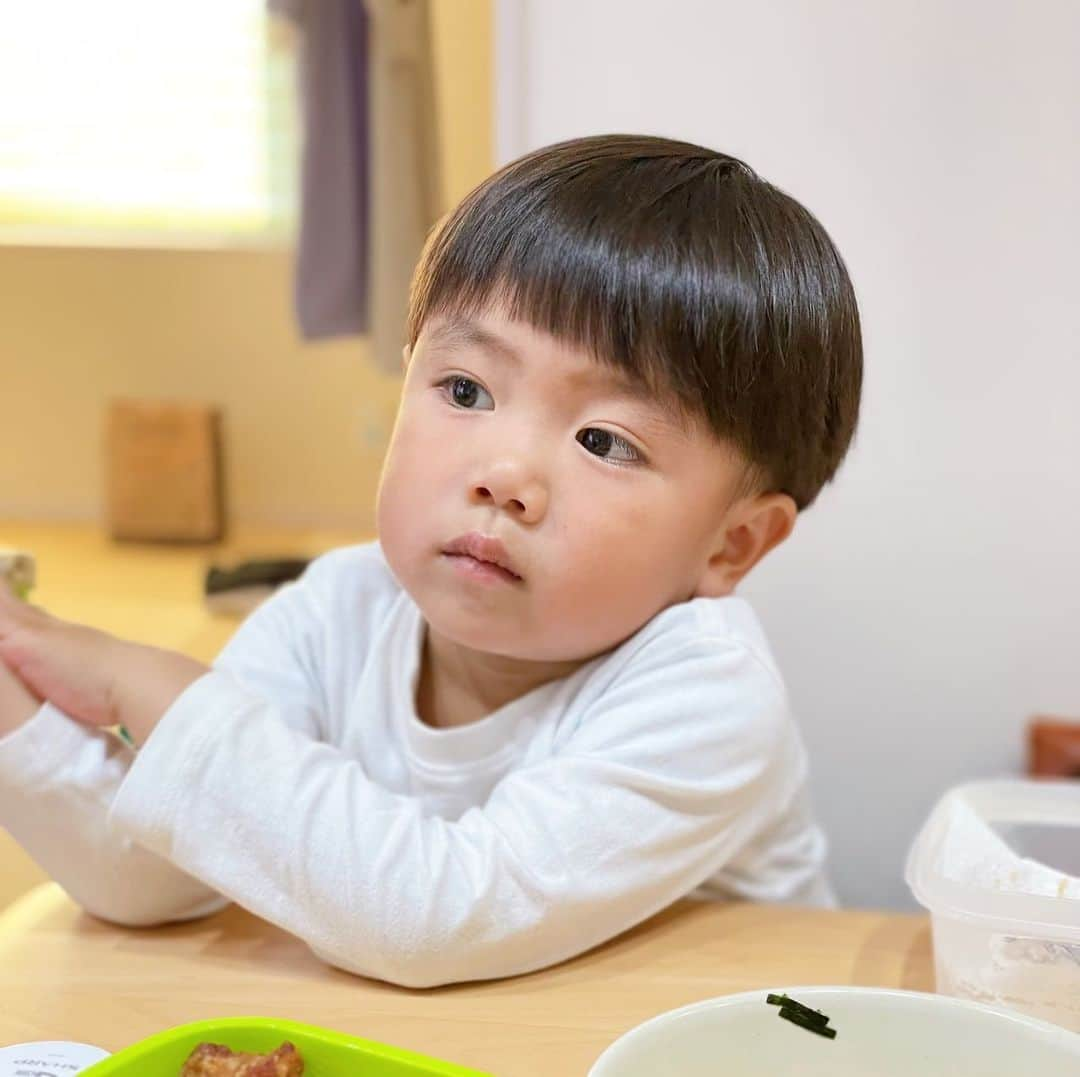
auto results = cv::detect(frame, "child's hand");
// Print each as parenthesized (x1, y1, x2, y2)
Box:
(0, 583, 208, 746)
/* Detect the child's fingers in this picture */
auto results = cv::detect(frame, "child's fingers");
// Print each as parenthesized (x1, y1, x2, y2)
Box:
(0, 618, 119, 728)
(0, 631, 36, 677)
(0, 601, 60, 687)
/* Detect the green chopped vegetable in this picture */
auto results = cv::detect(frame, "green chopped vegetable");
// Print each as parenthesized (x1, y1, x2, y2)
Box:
(767, 992, 837, 1040)
(112, 724, 138, 750)
(766, 993, 829, 1027)
(778, 1007, 837, 1038)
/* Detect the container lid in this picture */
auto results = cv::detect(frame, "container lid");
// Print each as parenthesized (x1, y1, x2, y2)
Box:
(904, 779, 1080, 939)
(0, 1042, 110, 1075)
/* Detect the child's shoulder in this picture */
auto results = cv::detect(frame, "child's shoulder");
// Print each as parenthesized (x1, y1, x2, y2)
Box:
(613, 594, 785, 695)
(298, 539, 403, 612)
(563, 596, 795, 765)
(304, 538, 395, 580)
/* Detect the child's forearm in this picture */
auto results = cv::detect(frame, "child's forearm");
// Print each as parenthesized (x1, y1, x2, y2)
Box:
(109, 642, 209, 746)
(0, 576, 208, 748)
(0, 700, 230, 928)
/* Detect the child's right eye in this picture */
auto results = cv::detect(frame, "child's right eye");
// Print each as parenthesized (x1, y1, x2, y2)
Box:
(436, 375, 494, 410)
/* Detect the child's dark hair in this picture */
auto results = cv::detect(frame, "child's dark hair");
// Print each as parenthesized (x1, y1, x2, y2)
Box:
(407, 134, 862, 510)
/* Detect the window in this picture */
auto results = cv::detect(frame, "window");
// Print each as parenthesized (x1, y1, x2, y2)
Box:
(0, 0, 298, 246)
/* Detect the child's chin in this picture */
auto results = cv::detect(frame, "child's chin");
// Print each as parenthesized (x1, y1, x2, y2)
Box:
(435, 615, 517, 652)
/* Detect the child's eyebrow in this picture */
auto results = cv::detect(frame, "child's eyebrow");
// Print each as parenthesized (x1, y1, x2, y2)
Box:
(427, 318, 524, 371)
(426, 318, 693, 440)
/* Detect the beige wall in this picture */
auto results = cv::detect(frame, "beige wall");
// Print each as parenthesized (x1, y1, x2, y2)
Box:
(0, 0, 492, 531)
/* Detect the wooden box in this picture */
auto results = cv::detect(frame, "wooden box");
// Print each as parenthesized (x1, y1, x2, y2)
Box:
(105, 399, 225, 543)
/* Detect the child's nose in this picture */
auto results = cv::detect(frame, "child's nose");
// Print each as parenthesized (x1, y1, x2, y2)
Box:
(470, 461, 548, 524)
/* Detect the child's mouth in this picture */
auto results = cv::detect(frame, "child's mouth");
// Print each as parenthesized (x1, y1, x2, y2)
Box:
(443, 553, 523, 585)
(441, 532, 524, 583)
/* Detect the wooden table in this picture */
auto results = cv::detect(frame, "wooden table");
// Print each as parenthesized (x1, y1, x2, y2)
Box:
(0, 524, 933, 1073)
(0, 886, 932, 1075)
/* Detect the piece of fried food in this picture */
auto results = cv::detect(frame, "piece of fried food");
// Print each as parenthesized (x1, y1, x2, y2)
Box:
(179, 1041, 304, 1076)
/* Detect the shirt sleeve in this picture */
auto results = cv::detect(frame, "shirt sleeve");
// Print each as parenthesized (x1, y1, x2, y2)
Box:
(108, 632, 807, 987)
(0, 556, 337, 926)
(0, 702, 228, 925)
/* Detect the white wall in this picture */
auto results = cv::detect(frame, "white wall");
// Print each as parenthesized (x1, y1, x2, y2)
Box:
(497, 0, 1080, 909)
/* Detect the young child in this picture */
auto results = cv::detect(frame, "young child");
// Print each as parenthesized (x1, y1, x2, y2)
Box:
(0, 134, 862, 988)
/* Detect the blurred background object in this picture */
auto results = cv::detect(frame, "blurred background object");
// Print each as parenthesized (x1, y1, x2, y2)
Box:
(105, 399, 225, 543)
(203, 555, 311, 615)
(1028, 719, 1080, 779)
(0, 550, 35, 600)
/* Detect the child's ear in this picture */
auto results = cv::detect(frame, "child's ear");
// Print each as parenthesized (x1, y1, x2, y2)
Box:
(693, 493, 798, 598)
(401, 344, 411, 372)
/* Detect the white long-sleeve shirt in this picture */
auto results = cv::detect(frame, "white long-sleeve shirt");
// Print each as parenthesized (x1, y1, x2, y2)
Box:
(0, 541, 831, 987)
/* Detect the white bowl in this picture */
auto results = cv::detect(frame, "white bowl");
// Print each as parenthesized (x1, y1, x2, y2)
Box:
(588, 986, 1080, 1077)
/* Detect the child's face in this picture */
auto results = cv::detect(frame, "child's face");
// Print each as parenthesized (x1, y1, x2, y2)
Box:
(376, 303, 750, 664)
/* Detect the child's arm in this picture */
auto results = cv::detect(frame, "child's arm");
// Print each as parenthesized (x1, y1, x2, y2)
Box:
(0, 562, 327, 929)
(0, 583, 206, 744)
(101, 639, 809, 988)
(0, 586, 228, 925)
(0, 700, 230, 925)
(1, 560, 813, 987)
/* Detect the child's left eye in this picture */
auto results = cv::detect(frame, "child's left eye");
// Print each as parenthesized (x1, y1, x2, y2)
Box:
(577, 428, 641, 465)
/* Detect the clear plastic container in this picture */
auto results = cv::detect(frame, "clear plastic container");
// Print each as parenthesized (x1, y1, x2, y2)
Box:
(905, 778, 1080, 1031)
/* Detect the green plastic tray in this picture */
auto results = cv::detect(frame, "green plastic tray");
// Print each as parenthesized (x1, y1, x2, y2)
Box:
(79, 1016, 493, 1076)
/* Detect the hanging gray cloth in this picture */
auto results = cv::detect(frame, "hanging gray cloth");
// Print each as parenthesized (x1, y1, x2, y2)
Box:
(269, 0, 441, 374)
